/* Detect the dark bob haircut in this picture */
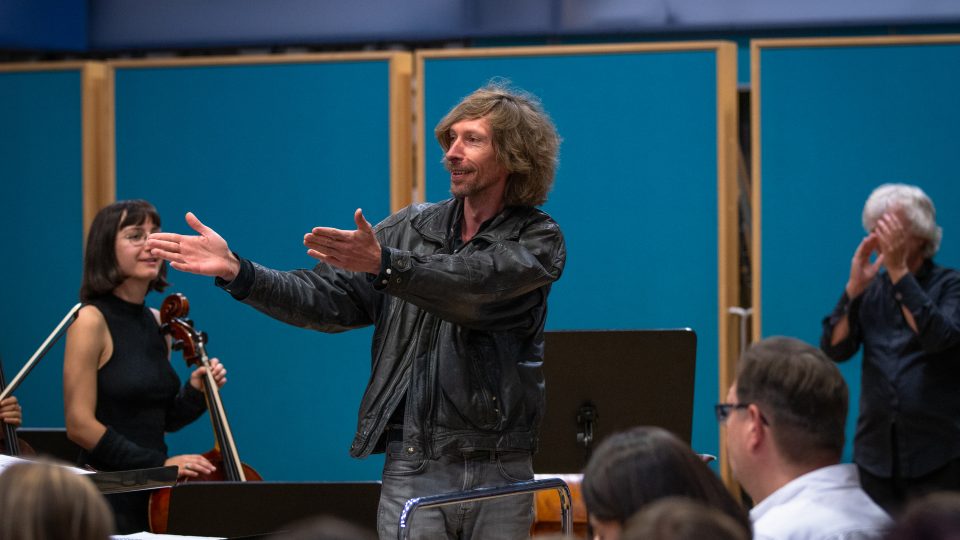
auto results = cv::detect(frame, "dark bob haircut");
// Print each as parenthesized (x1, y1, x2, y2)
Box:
(79, 199, 168, 302)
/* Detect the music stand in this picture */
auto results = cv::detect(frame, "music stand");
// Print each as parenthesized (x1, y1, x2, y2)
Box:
(534, 329, 697, 473)
(16, 427, 82, 463)
(165, 481, 382, 538)
(88, 465, 178, 495)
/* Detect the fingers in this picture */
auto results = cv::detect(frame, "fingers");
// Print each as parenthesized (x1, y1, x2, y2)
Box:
(176, 454, 217, 478)
(0, 398, 23, 427)
(185, 212, 213, 237)
(191, 361, 228, 387)
(355, 208, 373, 233)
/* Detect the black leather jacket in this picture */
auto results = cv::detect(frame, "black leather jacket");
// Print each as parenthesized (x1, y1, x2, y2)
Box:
(218, 198, 565, 459)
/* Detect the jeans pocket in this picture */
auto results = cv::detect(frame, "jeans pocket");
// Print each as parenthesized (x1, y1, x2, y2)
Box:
(383, 451, 428, 478)
(496, 452, 534, 483)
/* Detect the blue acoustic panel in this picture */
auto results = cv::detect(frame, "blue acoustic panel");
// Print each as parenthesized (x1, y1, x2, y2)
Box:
(0, 68, 83, 432)
(114, 59, 394, 480)
(758, 40, 960, 463)
(422, 48, 727, 463)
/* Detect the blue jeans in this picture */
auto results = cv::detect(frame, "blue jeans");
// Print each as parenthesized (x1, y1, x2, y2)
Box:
(377, 441, 534, 540)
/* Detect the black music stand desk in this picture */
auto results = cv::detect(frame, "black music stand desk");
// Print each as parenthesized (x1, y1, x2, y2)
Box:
(165, 481, 382, 538)
(535, 329, 697, 473)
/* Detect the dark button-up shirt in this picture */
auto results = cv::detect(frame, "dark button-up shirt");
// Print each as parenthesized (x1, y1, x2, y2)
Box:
(821, 259, 960, 478)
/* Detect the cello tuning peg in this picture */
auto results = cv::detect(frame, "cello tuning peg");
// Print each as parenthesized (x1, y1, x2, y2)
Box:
(171, 341, 184, 351)
(184, 318, 195, 328)
(199, 331, 208, 344)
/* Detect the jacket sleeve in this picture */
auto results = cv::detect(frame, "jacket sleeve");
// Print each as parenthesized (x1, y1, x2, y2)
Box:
(820, 291, 863, 362)
(217, 255, 378, 333)
(378, 216, 566, 331)
(894, 271, 960, 354)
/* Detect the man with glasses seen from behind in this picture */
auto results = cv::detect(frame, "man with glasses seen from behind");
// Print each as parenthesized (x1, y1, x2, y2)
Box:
(719, 337, 891, 540)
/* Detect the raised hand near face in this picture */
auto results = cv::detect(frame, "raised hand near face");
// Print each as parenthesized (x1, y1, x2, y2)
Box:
(873, 211, 911, 282)
(846, 234, 884, 299)
(304, 209, 381, 275)
(147, 213, 241, 281)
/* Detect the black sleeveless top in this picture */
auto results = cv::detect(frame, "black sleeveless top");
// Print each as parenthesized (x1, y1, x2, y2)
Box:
(80, 294, 205, 471)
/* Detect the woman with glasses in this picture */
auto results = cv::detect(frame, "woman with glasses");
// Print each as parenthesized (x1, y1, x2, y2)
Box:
(63, 199, 227, 534)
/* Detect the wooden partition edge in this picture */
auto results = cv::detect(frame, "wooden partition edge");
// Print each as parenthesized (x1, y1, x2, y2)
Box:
(106, 52, 407, 218)
(0, 61, 90, 72)
(413, 53, 427, 205)
(82, 63, 114, 238)
(106, 50, 405, 69)
(389, 54, 414, 213)
(714, 43, 741, 494)
(751, 33, 960, 50)
(749, 33, 960, 345)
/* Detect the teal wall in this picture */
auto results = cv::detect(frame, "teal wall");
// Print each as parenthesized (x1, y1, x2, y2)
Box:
(111, 60, 394, 481)
(422, 49, 726, 463)
(0, 69, 83, 434)
(758, 41, 960, 463)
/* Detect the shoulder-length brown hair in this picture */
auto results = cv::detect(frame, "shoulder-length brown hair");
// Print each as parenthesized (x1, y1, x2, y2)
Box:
(582, 426, 751, 535)
(434, 83, 560, 207)
(80, 199, 168, 302)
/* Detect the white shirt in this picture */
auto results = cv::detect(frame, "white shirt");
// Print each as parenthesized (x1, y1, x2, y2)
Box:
(751, 464, 892, 540)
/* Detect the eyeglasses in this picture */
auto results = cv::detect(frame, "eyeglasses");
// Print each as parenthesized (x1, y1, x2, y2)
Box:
(121, 229, 153, 246)
(715, 402, 770, 425)
(714, 403, 750, 423)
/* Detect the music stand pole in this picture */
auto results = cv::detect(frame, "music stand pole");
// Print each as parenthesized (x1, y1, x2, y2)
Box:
(0, 303, 82, 402)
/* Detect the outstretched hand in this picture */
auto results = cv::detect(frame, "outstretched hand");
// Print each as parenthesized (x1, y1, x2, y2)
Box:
(146, 212, 241, 281)
(304, 208, 381, 274)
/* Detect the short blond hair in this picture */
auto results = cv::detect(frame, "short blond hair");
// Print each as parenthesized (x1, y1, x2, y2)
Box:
(0, 462, 114, 540)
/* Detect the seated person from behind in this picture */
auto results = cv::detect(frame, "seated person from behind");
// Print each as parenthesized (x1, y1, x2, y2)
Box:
(0, 460, 114, 540)
(581, 425, 751, 540)
(621, 496, 750, 540)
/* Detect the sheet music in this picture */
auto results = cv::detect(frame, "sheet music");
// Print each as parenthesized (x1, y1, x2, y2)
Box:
(0, 453, 93, 475)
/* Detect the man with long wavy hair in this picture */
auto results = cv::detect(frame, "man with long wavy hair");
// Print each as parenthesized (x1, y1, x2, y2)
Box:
(147, 82, 565, 539)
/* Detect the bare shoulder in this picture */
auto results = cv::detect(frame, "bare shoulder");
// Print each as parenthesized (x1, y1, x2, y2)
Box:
(65, 304, 111, 362)
(72, 304, 108, 332)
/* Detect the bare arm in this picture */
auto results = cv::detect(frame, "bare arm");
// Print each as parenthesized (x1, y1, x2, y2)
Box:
(63, 306, 110, 450)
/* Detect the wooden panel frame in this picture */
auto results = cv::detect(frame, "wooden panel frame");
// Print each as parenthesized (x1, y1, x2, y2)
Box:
(416, 41, 740, 484)
(748, 32, 960, 495)
(106, 51, 413, 213)
(0, 61, 112, 236)
(749, 34, 960, 342)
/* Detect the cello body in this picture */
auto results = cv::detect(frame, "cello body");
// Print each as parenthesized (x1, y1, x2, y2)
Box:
(148, 293, 261, 534)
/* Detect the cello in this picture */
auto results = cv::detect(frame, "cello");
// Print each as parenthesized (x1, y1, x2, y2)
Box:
(148, 293, 261, 533)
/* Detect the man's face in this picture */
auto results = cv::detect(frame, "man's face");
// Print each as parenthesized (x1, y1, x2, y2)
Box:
(443, 117, 509, 200)
(723, 384, 747, 480)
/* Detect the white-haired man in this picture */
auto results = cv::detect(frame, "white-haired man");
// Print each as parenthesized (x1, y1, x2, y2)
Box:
(822, 183, 960, 514)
